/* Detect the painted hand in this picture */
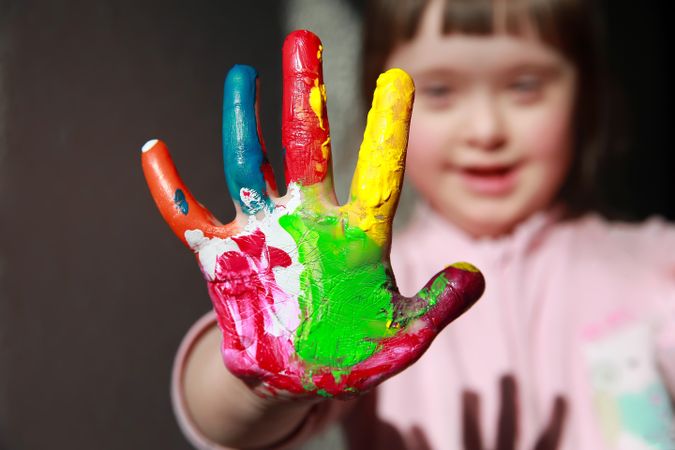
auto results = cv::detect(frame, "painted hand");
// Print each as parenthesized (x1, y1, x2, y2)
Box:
(142, 30, 484, 399)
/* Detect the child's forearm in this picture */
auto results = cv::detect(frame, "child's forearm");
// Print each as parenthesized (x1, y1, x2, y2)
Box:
(182, 325, 317, 448)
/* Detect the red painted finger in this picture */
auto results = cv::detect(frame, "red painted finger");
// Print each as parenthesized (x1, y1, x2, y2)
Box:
(141, 139, 236, 247)
(412, 263, 485, 333)
(281, 30, 333, 188)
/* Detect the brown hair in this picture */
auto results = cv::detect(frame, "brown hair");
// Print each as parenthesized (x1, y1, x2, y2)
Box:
(362, 0, 619, 217)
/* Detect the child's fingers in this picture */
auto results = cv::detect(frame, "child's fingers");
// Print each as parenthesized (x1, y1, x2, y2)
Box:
(343, 69, 414, 246)
(532, 396, 567, 450)
(386, 263, 484, 335)
(414, 263, 484, 332)
(281, 30, 334, 193)
(222, 65, 274, 215)
(496, 375, 517, 450)
(462, 390, 485, 450)
(141, 139, 236, 246)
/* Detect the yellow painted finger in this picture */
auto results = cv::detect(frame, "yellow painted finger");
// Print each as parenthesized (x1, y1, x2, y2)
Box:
(342, 69, 414, 246)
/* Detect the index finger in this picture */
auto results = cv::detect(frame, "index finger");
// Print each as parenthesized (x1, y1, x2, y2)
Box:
(343, 69, 414, 246)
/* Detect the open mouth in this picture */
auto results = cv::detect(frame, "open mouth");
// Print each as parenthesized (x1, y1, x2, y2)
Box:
(457, 164, 520, 195)
(463, 166, 513, 177)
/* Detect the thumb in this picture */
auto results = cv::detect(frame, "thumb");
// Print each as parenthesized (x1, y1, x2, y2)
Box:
(392, 263, 485, 333)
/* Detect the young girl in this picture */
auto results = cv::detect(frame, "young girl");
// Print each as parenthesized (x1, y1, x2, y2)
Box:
(143, 0, 675, 448)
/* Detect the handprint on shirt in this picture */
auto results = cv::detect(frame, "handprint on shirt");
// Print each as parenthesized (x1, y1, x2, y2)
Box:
(141, 30, 484, 399)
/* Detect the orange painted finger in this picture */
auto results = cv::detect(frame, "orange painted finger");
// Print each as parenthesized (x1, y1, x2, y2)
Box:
(343, 69, 414, 246)
(141, 139, 236, 247)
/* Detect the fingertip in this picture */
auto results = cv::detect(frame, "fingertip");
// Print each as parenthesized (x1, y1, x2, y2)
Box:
(283, 30, 323, 79)
(284, 29, 322, 57)
(372, 69, 414, 112)
(377, 68, 414, 91)
(447, 262, 480, 273)
(444, 262, 486, 302)
(224, 66, 258, 115)
(141, 140, 170, 172)
(141, 138, 165, 154)
(286, 29, 320, 41)
(225, 64, 258, 93)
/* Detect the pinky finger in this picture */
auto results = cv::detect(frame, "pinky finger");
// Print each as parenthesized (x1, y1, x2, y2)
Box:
(141, 139, 236, 247)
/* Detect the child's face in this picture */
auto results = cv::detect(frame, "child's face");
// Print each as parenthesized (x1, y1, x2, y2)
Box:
(386, 0, 577, 237)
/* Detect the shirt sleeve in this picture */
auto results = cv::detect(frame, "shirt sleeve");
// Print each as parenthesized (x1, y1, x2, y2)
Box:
(170, 311, 354, 449)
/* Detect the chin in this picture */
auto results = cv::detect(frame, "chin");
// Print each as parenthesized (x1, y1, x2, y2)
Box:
(447, 205, 530, 239)
(465, 219, 517, 238)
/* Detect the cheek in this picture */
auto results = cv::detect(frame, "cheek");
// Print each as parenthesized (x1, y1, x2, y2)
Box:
(519, 102, 574, 163)
(405, 116, 445, 171)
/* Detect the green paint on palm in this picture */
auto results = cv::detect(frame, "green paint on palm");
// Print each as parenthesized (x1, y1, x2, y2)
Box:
(280, 212, 394, 368)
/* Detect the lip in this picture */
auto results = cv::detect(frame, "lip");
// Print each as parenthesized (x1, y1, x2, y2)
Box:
(454, 163, 521, 196)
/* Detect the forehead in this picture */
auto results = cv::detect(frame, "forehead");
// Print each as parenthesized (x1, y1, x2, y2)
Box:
(387, 33, 567, 76)
(386, 0, 569, 76)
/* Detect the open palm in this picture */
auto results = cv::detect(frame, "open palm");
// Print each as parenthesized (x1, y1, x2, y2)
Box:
(142, 30, 484, 399)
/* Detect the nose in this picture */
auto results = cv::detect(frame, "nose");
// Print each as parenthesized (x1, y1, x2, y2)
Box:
(461, 92, 506, 151)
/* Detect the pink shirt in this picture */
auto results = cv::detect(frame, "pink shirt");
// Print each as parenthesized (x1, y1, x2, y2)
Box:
(172, 206, 675, 449)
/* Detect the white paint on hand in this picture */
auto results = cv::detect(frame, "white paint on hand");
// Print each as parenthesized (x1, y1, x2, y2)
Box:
(185, 229, 240, 280)
(141, 139, 159, 153)
(183, 184, 306, 335)
(246, 183, 304, 299)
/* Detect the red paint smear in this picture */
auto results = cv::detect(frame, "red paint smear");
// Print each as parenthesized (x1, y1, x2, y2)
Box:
(208, 230, 304, 392)
(254, 75, 279, 194)
(282, 30, 330, 187)
(261, 161, 278, 193)
(206, 232, 484, 398)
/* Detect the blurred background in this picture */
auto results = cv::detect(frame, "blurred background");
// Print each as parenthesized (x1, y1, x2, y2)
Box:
(0, 1, 671, 449)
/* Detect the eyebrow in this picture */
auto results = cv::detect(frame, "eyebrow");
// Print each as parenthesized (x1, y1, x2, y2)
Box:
(411, 60, 565, 81)
(411, 68, 464, 79)
(501, 62, 565, 80)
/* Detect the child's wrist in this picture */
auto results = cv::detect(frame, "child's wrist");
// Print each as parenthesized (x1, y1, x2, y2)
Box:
(227, 377, 321, 448)
(213, 350, 324, 447)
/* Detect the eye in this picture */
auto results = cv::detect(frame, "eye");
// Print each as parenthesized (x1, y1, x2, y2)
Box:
(510, 76, 541, 91)
(422, 84, 452, 96)
(508, 75, 544, 103)
(418, 83, 455, 109)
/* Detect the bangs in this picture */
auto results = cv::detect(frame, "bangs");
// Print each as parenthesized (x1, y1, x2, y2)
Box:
(418, 0, 574, 53)
(363, 0, 595, 103)
(436, 0, 586, 60)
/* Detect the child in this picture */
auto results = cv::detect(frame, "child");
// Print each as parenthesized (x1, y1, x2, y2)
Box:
(143, 0, 675, 448)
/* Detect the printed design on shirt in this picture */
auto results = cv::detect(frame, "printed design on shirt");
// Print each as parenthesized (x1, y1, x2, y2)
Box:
(140, 30, 485, 399)
(582, 312, 674, 449)
(461, 375, 567, 450)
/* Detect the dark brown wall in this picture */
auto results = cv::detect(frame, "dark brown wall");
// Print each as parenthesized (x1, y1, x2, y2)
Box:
(593, 0, 672, 220)
(0, 2, 282, 449)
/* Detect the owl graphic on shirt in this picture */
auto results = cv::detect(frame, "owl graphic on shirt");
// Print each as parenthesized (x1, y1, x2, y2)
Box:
(584, 318, 673, 449)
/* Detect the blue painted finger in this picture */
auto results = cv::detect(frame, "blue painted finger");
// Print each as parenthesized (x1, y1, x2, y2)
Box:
(222, 65, 273, 214)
